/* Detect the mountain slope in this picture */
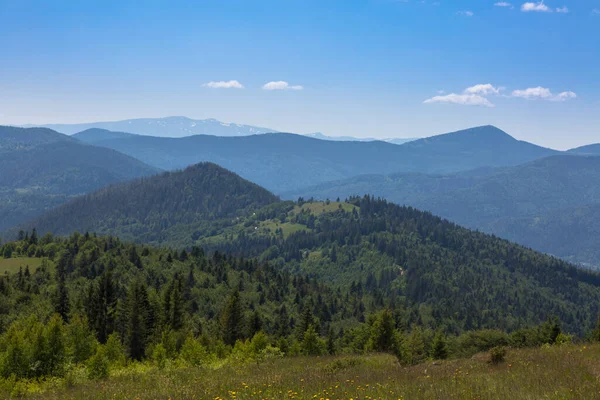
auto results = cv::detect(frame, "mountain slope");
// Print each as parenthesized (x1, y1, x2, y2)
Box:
(22, 163, 280, 244)
(569, 143, 600, 156)
(488, 203, 600, 268)
(21, 179, 600, 334)
(284, 155, 600, 266)
(35, 116, 277, 137)
(74, 125, 559, 193)
(0, 126, 158, 231)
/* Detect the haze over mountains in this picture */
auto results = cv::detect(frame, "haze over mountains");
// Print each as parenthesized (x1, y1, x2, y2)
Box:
(73, 125, 558, 193)
(3, 120, 600, 269)
(30, 116, 419, 143)
(31, 116, 277, 138)
(0, 126, 158, 231)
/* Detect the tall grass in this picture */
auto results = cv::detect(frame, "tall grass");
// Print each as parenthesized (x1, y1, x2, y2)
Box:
(4, 344, 600, 399)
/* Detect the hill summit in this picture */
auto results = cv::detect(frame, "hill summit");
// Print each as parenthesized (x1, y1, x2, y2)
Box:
(21, 162, 279, 244)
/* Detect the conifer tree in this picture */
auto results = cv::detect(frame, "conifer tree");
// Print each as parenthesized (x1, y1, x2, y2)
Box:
(55, 258, 70, 322)
(221, 290, 244, 346)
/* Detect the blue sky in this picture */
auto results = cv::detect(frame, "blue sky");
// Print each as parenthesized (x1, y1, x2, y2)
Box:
(1, 0, 598, 149)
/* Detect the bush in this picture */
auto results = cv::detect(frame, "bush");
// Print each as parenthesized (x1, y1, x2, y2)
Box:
(152, 344, 168, 370)
(555, 333, 573, 346)
(489, 346, 507, 365)
(323, 357, 362, 374)
(87, 348, 109, 380)
(179, 336, 208, 367)
(104, 333, 126, 367)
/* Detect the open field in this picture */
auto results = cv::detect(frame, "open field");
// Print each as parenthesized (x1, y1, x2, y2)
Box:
(0, 257, 43, 275)
(7, 344, 600, 399)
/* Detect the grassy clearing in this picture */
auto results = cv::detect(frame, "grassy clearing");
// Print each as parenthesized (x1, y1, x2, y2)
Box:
(8, 344, 600, 399)
(0, 257, 43, 275)
(257, 220, 309, 238)
(293, 202, 357, 216)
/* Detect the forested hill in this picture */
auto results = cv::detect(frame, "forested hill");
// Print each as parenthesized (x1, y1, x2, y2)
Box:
(199, 196, 600, 335)
(284, 155, 600, 267)
(0, 126, 158, 232)
(73, 125, 559, 193)
(17, 162, 600, 333)
(19, 163, 280, 244)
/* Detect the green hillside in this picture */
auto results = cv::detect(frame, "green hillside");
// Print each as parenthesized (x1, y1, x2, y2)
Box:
(20, 163, 280, 244)
(0, 126, 158, 231)
(285, 155, 600, 266)
(17, 159, 600, 334)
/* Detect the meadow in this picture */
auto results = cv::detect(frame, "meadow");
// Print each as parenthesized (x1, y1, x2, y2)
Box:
(5, 343, 600, 400)
(0, 257, 43, 275)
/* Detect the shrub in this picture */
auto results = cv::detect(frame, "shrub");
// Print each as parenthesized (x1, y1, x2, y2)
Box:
(87, 348, 109, 380)
(489, 346, 507, 365)
(104, 333, 126, 367)
(179, 336, 208, 367)
(555, 333, 573, 346)
(152, 344, 168, 370)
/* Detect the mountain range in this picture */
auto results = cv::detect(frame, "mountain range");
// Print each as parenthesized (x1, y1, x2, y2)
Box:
(29, 116, 277, 137)
(30, 116, 419, 143)
(72, 125, 558, 193)
(12, 160, 600, 334)
(0, 126, 158, 231)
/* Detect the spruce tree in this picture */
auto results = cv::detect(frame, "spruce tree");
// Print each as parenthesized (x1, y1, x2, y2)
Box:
(55, 259, 70, 323)
(221, 290, 244, 346)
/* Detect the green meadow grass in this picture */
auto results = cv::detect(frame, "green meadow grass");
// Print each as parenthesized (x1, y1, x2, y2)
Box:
(7, 344, 600, 399)
(0, 257, 43, 275)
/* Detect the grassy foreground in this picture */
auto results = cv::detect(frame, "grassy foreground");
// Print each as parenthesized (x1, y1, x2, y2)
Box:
(6, 343, 600, 399)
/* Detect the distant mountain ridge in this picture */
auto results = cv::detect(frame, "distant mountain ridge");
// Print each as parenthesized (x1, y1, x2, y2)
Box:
(0, 126, 158, 231)
(569, 143, 600, 156)
(72, 125, 559, 193)
(31, 116, 277, 137)
(305, 132, 419, 145)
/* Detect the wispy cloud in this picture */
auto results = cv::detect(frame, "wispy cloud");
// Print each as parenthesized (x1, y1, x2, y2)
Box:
(424, 93, 495, 107)
(464, 84, 502, 96)
(512, 86, 576, 101)
(553, 91, 577, 101)
(262, 81, 304, 91)
(521, 1, 551, 12)
(494, 2, 514, 8)
(457, 10, 474, 16)
(202, 80, 244, 89)
(593, 9, 600, 15)
(556, 6, 568, 13)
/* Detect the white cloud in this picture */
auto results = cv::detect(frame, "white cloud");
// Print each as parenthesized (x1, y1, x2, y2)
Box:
(457, 10, 474, 16)
(494, 2, 514, 8)
(424, 93, 495, 107)
(464, 84, 502, 96)
(262, 81, 304, 91)
(202, 80, 244, 89)
(556, 6, 568, 13)
(521, 1, 551, 12)
(512, 86, 553, 99)
(512, 86, 576, 101)
(552, 91, 577, 101)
